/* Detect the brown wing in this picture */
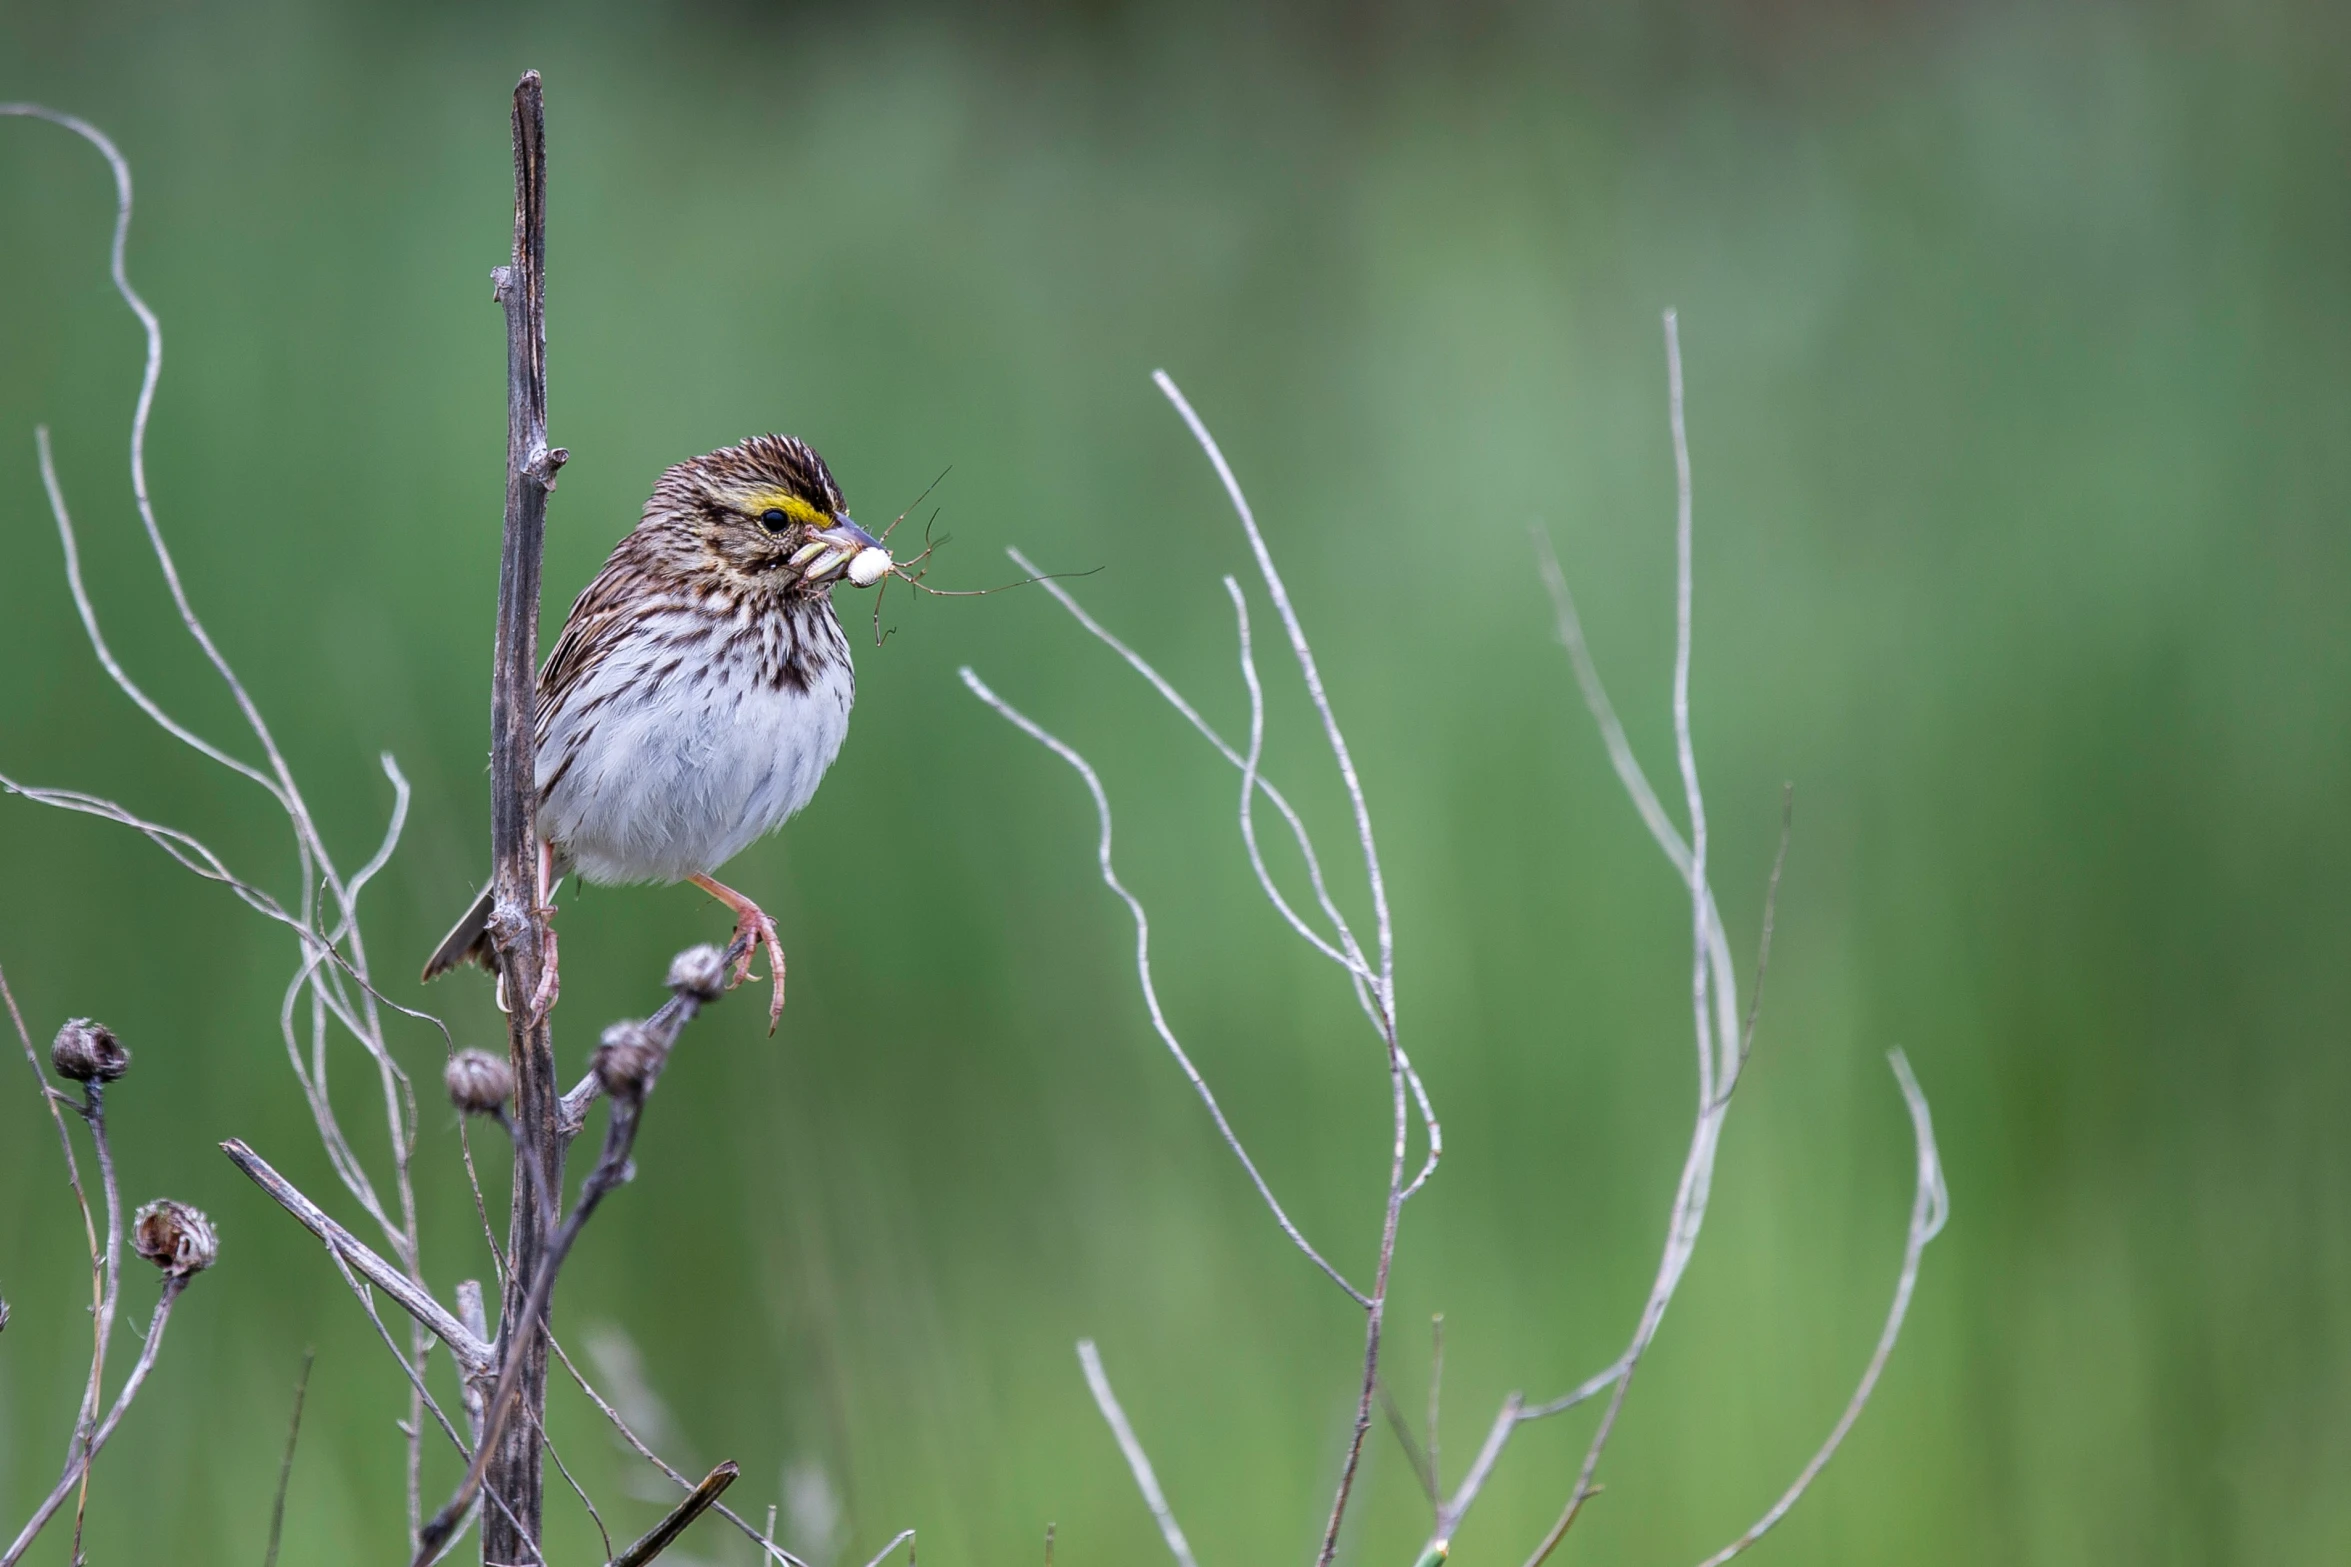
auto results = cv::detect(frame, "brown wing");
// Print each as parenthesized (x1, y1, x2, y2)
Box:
(535, 532, 664, 747)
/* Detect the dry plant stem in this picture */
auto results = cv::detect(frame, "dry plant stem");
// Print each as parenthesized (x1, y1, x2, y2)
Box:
(607, 1462, 739, 1567)
(2, 963, 99, 1308)
(264, 1349, 316, 1567)
(481, 70, 567, 1567)
(0, 1278, 189, 1567)
(417, 966, 720, 1567)
(63, 1080, 123, 1563)
(860, 1531, 917, 1567)
(1077, 1342, 1197, 1567)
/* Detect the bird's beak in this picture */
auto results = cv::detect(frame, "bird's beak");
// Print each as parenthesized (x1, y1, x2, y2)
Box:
(791, 514, 892, 588)
(816, 515, 882, 553)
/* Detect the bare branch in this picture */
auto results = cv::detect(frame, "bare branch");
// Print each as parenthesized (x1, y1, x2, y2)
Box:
(1077, 1341, 1197, 1567)
(1689, 1051, 1948, 1567)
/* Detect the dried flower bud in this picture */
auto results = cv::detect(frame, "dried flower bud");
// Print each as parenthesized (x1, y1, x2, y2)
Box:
(51, 1019, 129, 1084)
(666, 943, 727, 1002)
(444, 1049, 515, 1115)
(133, 1200, 219, 1276)
(593, 1020, 658, 1102)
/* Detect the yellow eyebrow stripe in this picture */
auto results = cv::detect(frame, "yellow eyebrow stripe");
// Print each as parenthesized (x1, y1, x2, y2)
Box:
(742, 491, 832, 527)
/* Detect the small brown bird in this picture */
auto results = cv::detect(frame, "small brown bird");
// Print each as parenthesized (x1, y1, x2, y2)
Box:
(423, 434, 892, 1025)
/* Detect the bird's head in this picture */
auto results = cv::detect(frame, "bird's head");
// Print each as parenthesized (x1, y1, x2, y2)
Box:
(659, 434, 891, 594)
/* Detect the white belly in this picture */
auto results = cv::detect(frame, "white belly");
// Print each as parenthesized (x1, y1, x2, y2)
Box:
(534, 604, 854, 885)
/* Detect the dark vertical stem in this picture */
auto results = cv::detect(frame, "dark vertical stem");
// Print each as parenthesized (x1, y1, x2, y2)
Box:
(483, 68, 564, 1567)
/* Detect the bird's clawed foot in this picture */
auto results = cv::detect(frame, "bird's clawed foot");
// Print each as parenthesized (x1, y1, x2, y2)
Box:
(688, 873, 786, 1033)
(528, 840, 562, 1021)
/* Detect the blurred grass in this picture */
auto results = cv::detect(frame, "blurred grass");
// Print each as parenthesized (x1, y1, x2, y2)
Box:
(3, 1, 2350, 1563)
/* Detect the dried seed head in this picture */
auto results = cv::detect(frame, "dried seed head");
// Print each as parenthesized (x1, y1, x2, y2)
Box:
(444, 1050, 515, 1116)
(593, 1020, 658, 1102)
(50, 1018, 129, 1083)
(666, 943, 727, 1002)
(133, 1200, 219, 1276)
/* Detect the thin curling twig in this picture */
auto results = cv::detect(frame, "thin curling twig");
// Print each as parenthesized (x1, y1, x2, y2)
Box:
(1690, 1052, 1948, 1567)
(959, 668, 1364, 1303)
(0, 1277, 192, 1567)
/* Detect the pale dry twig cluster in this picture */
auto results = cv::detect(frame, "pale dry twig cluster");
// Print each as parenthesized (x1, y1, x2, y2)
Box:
(964, 318, 1947, 1567)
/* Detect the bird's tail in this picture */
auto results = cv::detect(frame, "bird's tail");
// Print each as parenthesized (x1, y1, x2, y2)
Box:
(421, 881, 495, 982)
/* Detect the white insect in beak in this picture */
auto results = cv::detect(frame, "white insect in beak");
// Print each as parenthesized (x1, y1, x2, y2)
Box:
(802, 515, 891, 589)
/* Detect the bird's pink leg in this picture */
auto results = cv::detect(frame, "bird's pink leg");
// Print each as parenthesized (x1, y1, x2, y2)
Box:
(687, 872, 785, 1032)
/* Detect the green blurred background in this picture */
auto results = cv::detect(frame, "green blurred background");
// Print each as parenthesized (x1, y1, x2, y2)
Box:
(4, 1, 2348, 1562)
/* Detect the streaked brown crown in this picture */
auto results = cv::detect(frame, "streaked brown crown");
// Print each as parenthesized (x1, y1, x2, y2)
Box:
(656, 434, 845, 519)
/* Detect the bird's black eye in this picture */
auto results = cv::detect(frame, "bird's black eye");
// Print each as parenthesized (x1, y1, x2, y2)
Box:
(758, 508, 790, 533)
